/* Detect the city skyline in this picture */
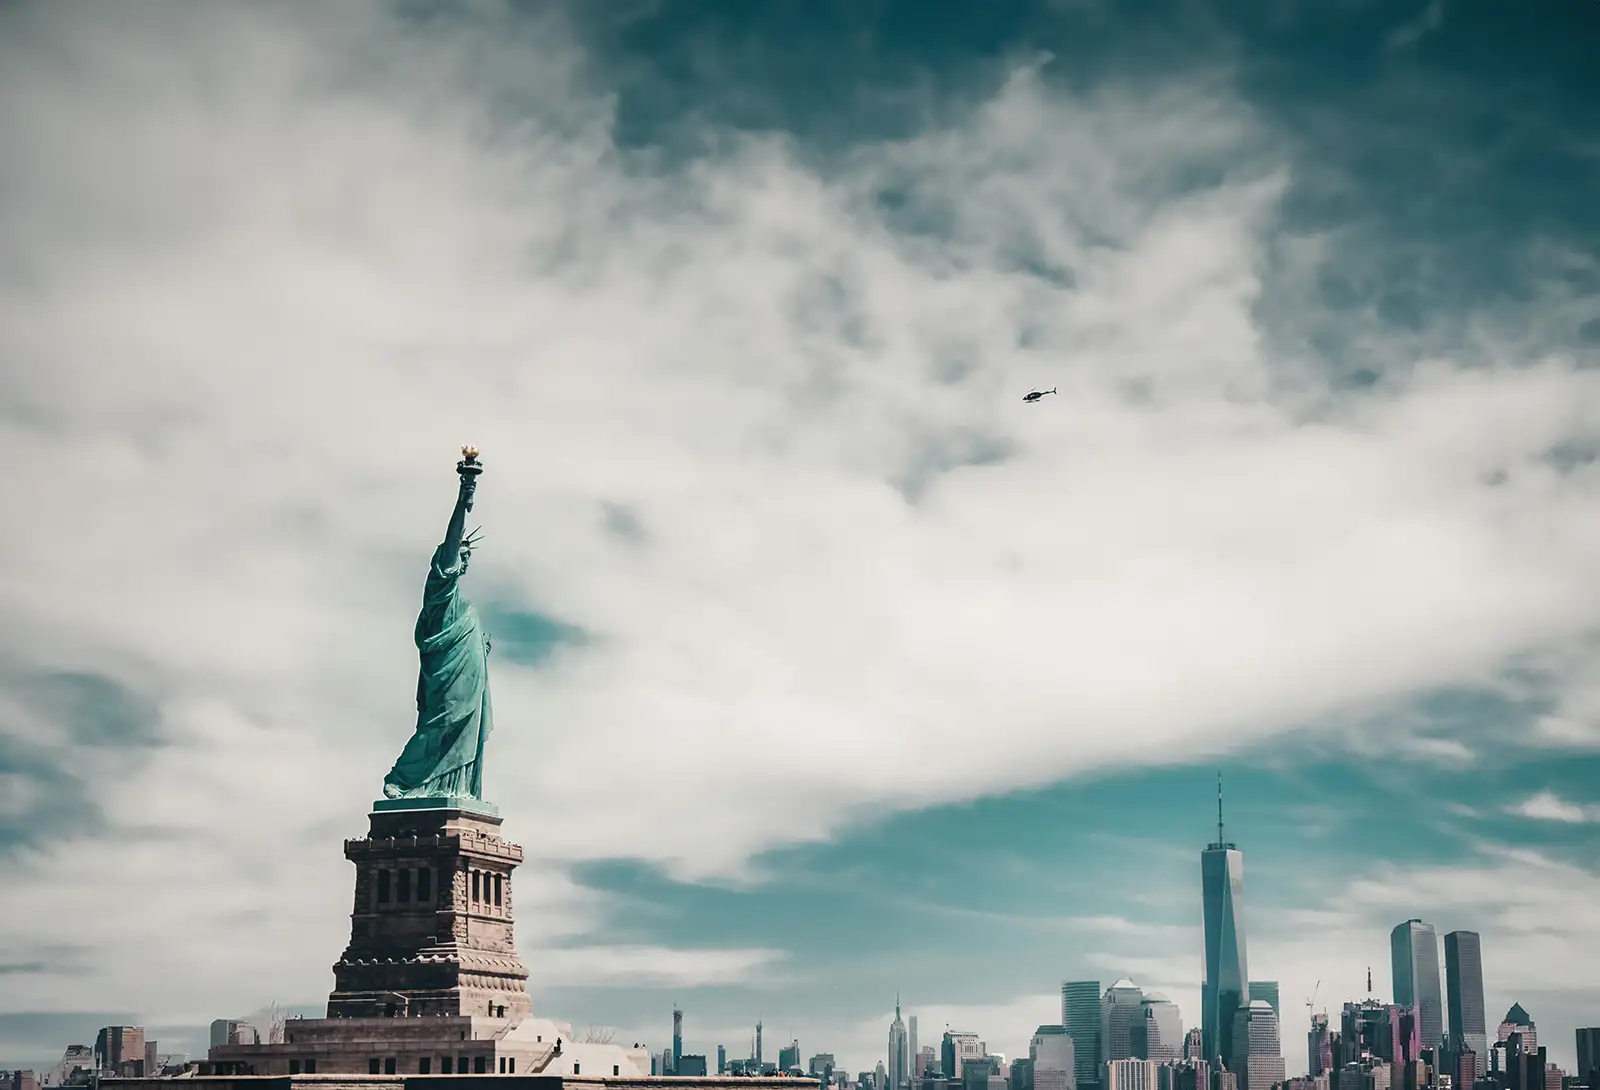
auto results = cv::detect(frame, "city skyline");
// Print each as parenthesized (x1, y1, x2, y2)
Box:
(2, 0, 1599, 1078)
(6, 794, 1594, 1074)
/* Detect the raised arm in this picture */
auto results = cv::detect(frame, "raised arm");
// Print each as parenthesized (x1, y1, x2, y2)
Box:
(440, 445, 483, 562)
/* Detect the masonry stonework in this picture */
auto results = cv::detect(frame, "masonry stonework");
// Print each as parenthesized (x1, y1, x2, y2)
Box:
(328, 805, 532, 1022)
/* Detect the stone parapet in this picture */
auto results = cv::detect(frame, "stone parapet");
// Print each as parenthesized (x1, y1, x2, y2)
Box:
(345, 836, 523, 864)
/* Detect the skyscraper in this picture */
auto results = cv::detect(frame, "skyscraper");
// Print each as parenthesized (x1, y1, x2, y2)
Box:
(1496, 1004, 1537, 1052)
(1308, 1012, 1332, 1078)
(889, 997, 909, 1090)
(943, 1032, 984, 1080)
(673, 1007, 684, 1075)
(1064, 981, 1104, 1090)
(1134, 994, 1182, 1063)
(1230, 1001, 1286, 1090)
(1103, 979, 1145, 1064)
(1104, 1059, 1158, 1090)
(1445, 931, 1488, 1076)
(1576, 1027, 1599, 1082)
(1032, 1025, 1077, 1090)
(1391, 920, 1444, 1051)
(718, 1046, 727, 1075)
(1202, 775, 1249, 1066)
(1247, 983, 1280, 1019)
(93, 1028, 146, 1076)
(910, 1016, 920, 1080)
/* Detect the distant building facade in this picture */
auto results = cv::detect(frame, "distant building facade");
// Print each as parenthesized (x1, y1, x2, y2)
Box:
(1498, 1005, 1538, 1053)
(1309, 1013, 1332, 1078)
(1576, 1027, 1599, 1084)
(943, 1033, 985, 1081)
(1445, 932, 1488, 1077)
(1391, 920, 1445, 1052)
(1103, 980, 1145, 1064)
(1247, 984, 1280, 1019)
(1202, 798, 1249, 1067)
(1230, 1000, 1286, 1090)
(1065, 981, 1104, 1090)
(889, 1001, 909, 1090)
(1135, 994, 1182, 1063)
(1104, 1059, 1157, 1090)
(95, 1028, 147, 1077)
(1031, 1025, 1076, 1090)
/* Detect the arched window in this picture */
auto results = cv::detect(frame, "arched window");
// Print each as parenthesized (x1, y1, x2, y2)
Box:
(472, 871, 481, 902)
(397, 869, 412, 902)
(493, 874, 503, 906)
(376, 869, 391, 905)
(417, 867, 432, 903)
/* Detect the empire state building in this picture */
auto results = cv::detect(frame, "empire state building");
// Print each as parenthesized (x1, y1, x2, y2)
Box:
(1201, 774, 1250, 1068)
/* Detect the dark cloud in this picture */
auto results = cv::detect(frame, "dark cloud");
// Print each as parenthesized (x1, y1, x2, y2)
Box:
(600, 501, 650, 545)
(895, 431, 1013, 503)
(479, 604, 587, 667)
(0, 666, 163, 854)
(11, 670, 161, 749)
(0, 732, 101, 853)
(0, 1010, 138, 1063)
(568, 0, 1600, 375)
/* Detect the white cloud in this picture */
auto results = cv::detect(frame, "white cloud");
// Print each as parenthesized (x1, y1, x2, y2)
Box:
(1530, 715, 1600, 747)
(0, 0, 1598, 1039)
(528, 945, 787, 989)
(1508, 791, 1600, 824)
(1523, 645, 1600, 749)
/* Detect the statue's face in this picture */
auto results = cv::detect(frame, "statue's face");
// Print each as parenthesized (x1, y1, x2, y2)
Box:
(458, 546, 472, 571)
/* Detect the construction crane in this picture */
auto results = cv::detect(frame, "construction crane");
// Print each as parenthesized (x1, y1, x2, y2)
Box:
(1305, 980, 1321, 1024)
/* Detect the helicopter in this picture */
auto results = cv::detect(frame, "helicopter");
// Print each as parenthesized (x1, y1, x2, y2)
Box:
(1022, 387, 1058, 403)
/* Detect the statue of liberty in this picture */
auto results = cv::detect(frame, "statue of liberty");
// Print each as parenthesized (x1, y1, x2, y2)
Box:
(382, 446, 494, 801)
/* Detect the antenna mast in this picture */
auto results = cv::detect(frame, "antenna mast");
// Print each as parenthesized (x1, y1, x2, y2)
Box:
(1217, 771, 1225, 844)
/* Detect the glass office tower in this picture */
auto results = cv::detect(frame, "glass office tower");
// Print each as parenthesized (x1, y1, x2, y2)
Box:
(1202, 778, 1249, 1066)
(1445, 930, 1488, 1075)
(1064, 981, 1104, 1089)
(1391, 919, 1444, 1051)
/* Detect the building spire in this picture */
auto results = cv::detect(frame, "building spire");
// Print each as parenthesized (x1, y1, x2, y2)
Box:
(1217, 770, 1225, 845)
(896, 991, 902, 1019)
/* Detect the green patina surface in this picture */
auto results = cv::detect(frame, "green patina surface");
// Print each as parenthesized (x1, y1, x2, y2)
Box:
(381, 453, 496, 807)
(371, 794, 500, 817)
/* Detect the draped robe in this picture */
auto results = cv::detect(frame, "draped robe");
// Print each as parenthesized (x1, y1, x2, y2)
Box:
(382, 540, 493, 799)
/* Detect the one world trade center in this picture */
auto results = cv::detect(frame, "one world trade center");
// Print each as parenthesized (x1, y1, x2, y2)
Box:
(1202, 774, 1250, 1067)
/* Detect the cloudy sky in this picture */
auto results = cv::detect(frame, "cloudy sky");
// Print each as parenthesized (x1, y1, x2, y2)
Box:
(2, 0, 1598, 1075)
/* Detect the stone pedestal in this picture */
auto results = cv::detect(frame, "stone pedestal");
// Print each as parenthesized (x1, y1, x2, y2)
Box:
(327, 800, 532, 1022)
